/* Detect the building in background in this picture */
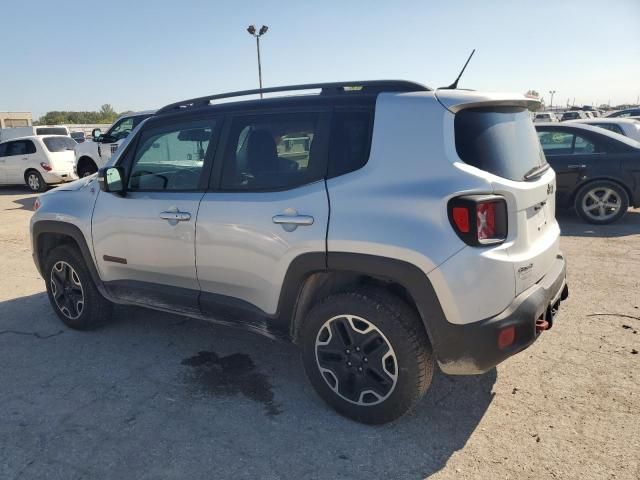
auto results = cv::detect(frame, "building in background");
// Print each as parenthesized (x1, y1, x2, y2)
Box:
(0, 112, 32, 128)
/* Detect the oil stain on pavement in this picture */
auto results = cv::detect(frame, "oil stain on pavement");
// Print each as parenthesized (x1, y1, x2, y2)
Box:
(181, 351, 282, 416)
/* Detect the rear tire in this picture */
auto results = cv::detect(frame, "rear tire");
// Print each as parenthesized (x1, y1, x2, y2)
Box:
(25, 170, 47, 193)
(300, 288, 434, 424)
(44, 245, 112, 330)
(574, 180, 628, 225)
(77, 162, 98, 178)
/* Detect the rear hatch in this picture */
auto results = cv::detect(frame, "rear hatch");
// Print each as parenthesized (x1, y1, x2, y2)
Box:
(439, 91, 560, 295)
(42, 136, 76, 173)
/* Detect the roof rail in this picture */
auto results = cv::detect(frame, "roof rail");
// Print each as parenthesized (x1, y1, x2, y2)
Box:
(156, 80, 430, 114)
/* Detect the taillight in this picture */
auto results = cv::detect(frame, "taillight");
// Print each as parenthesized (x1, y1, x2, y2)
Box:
(448, 195, 508, 246)
(40, 162, 52, 171)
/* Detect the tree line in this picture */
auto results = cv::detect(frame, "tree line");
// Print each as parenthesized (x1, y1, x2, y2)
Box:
(35, 104, 126, 125)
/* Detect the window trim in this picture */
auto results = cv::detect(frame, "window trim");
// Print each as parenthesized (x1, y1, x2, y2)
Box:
(117, 116, 222, 193)
(209, 108, 331, 192)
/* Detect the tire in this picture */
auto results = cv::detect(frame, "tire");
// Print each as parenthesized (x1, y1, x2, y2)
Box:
(25, 170, 47, 193)
(574, 180, 629, 225)
(77, 162, 98, 178)
(44, 245, 112, 330)
(300, 288, 434, 424)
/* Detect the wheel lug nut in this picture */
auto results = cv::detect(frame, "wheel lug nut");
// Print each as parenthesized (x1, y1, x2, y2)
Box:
(363, 357, 368, 363)
(345, 349, 350, 354)
(347, 361, 352, 367)
(355, 347, 360, 352)
(358, 367, 363, 372)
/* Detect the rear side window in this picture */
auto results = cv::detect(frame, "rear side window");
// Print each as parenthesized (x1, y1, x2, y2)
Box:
(455, 107, 546, 181)
(328, 110, 373, 177)
(43, 136, 77, 152)
(221, 112, 324, 190)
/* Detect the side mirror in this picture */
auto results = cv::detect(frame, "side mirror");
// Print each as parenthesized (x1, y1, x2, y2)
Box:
(92, 128, 102, 141)
(98, 166, 125, 194)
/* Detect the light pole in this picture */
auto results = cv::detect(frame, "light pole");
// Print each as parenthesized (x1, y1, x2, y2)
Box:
(247, 25, 268, 98)
(548, 90, 556, 111)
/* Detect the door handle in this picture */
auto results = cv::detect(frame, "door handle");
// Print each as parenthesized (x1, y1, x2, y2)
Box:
(272, 210, 314, 232)
(159, 211, 191, 222)
(272, 215, 314, 226)
(567, 164, 586, 169)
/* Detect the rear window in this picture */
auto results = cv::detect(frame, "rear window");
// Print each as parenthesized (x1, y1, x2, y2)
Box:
(455, 107, 547, 181)
(43, 136, 77, 152)
(36, 127, 68, 136)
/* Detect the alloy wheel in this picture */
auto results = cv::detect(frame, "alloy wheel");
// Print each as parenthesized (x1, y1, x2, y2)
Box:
(315, 314, 398, 406)
(50, 261, 85, 320)
(28, 174, 40, 191)
(581, 187, 622, 222)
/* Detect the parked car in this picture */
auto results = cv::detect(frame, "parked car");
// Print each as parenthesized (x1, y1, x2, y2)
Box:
(31, 81, 568, 424)
(536, 122, 640, 224)
(534, 112, 559, 123)
(0, 135, 77, 192)
(74, 111, 155, 177)
(606, 108, 640, 118)
(0, 125, 69, 143)
(70, 131, 86, 143)
(561, 111, 588, 121)
(567, 118, 640, 142)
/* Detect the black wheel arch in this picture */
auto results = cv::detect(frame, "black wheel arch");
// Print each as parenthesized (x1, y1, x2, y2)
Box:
(32, 221, 109, 299)
(279, 252, 445, 352)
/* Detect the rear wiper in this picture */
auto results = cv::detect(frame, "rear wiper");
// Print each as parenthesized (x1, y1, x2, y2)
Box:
(523, 163, 551, 181)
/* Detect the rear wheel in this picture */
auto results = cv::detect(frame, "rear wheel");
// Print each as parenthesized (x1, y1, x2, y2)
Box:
(575, 180, 628, 224)
(44, 245, 112, 330)
(77, 160, 98, 178)
(301, 288, 434, 424)
(25, 170, 47, 193)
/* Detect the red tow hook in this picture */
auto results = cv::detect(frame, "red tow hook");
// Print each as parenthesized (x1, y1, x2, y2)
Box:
(536, 318, 550, 333)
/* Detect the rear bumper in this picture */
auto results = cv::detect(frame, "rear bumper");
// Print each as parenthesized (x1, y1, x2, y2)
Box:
(43, 170, 77, 184)
(435, 254, 568, 374)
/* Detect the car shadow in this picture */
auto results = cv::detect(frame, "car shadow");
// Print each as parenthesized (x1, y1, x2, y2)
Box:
(558, 208, 640, 237)
(0, 292, 495, 479)
(0, 186, 37, 211)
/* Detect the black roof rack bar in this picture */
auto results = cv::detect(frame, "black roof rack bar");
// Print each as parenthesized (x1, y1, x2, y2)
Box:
(156, 80, 430, 114)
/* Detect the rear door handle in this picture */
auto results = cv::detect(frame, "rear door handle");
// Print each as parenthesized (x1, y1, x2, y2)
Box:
(159, 211, 191, 222)
(567, 164, 586, 169)
(272, 215, 314, 226)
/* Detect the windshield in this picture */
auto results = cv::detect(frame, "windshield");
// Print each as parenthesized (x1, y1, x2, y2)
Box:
(455, 106, 547, 181)
(43, 136, 77, 152)
(105, 115, 151, 141)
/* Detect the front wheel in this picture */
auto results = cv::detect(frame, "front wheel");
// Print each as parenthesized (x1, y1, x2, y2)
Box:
(77, 163, 98, 178)
(301, 289, 434, 424)
(25, 170, 47, 193)
(575, 181, 629, 225)
(44, 245, 112, 330)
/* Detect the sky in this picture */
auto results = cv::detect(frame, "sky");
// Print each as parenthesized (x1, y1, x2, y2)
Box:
(2, 0, 639, 119)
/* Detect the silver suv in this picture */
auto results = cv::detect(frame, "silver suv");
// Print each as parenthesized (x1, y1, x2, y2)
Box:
(30, 81, 568, 424)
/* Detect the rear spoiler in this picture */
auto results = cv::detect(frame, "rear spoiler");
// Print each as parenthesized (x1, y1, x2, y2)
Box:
(434, 89, 540, 113)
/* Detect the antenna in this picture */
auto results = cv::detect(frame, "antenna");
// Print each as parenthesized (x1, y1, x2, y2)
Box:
(442, 49, 476, 90)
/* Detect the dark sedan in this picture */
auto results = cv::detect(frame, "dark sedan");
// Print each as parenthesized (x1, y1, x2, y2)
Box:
(535, 123, 640, 224)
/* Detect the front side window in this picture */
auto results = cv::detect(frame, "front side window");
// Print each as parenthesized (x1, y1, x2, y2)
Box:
(106, 115, 150, 142)
(43, 136, 76, 152)
(128, 121, 215, 191)
(221, 112, 323, 190)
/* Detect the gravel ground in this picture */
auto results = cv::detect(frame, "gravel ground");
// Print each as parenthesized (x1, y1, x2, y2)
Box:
(0, 186, 638, 480)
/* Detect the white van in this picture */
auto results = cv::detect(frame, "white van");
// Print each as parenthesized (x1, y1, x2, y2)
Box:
(0, 126, 70, 143)
(0, 135, 77, 192)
